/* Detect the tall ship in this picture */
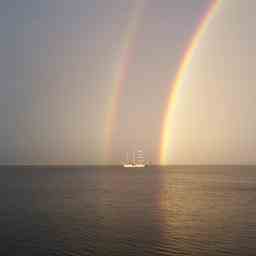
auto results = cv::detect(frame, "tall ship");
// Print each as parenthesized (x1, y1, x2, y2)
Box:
(122, 150, 148, 168)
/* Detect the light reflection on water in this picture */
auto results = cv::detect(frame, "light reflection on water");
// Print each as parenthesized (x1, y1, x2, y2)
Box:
(0, 166, 256, 255)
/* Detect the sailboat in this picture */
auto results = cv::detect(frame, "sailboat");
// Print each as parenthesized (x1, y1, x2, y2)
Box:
(122, 150, 147, 168)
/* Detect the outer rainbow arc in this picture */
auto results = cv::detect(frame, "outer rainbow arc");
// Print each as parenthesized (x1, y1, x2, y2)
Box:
(160, 0, 221, 165)
(104, 1, 145, 162)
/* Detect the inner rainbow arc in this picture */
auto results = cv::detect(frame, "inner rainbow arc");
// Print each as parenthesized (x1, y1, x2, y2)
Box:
(160, 0, 221, 165)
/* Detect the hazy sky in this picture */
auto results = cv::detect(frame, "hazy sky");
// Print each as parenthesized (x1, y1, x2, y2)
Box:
(0, 1, 255, 165)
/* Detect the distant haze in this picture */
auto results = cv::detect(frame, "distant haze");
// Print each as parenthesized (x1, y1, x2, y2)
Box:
(0, 1, 256, 165)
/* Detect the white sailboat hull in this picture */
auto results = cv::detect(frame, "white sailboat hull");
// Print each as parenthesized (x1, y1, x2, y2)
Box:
(123, 164, 146, 168)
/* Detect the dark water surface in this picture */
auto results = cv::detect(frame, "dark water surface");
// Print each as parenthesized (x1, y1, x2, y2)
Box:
(1, 166, 256, 256)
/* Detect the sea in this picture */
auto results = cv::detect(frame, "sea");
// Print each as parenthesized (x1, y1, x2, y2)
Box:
(0, 165, 256, 256)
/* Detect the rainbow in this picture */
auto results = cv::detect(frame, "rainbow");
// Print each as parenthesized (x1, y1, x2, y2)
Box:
(104, 1, 145, 162)
(160, 0, 221, 165)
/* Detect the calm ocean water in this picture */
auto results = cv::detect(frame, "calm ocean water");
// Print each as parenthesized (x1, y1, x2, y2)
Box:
(0, 166, 256, 256)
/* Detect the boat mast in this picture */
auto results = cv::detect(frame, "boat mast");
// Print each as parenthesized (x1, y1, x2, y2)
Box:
(133, 152, 136, 165)
(126, 152, 129, 164)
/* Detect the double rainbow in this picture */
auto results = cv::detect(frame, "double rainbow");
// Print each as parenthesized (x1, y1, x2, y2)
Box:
(160, 0, 221, 165)
(104, 0, 221, 164)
